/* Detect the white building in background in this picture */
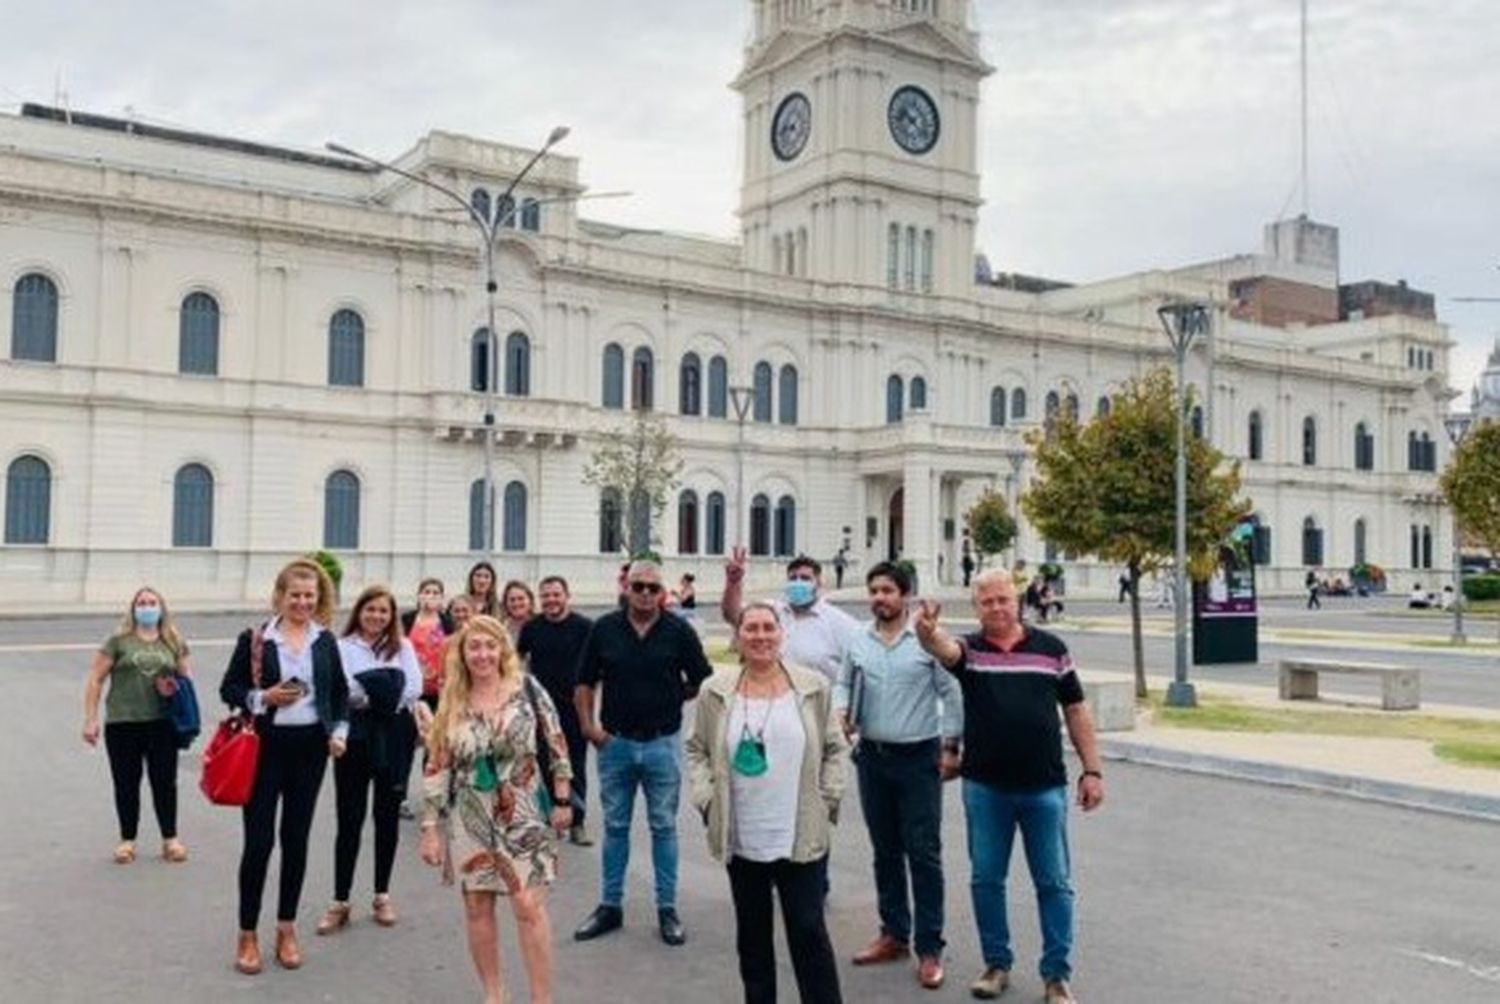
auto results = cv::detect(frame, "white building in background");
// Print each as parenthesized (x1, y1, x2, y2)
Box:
(0, 0, 1456, 609)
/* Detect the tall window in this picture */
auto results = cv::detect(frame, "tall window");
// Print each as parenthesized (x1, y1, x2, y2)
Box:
(886, 374, 904, 424)
(920, 229, 934, 293)
(469, 480, 494, 552)
(1422, 524, 1433, 569)
(1190, 405, 1204, 440)
(677, 490, 699, 555)
(1096, 395, 1112, 419)
(1353, 422, 1374, 471)
(495, 194, 516, 228)
(471, 328, 494, 392)
(519, 198, 541, 232)
(1410, 523, 1420, 568)
(1010, 387, 1027, 421)
(990, 387, 1006, 427)
(753, 361, 773, 423)
(327, 309, 365, 387)
(778, 364, 798, 425)
(470, 187, 492, 223)
(1300, 517, 1323, 567)
(904, 226, 917, 290)
(774, 495, 796, 557)
(178, 292, 220, 376)
(796, 227, 808, 277)
(679, 353, 702, 416)
(4, 455, 51, 544)
(1407, 431, 1435, 472)
(1065, 392, 1080, 421)
(323, 470, 360, 550)
(708, 356, 728, 418)
(11, 273, 58, 362)
(1302, 416, 1317, 466)
(886, 223, 900, 288)
(1248, 410, 1264, 461)
(502, 481, 527, 552)
(910, 376, 928, 411)
(599, 488, 623, 553)
(1353, 518, 1367, 566)
(749, 494, 771, 556)
(172, 463, 214, 548)
(601, 343, 624, 409)
(504, 331, 531, 396)
(631, 346, 654, 410)
(705, 491, 726, 555)
(1044, 390, 1061, 432)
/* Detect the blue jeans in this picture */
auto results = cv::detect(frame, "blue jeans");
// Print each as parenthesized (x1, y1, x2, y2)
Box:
(962, 780, 1074, 981)
(598, 732, 681, 909)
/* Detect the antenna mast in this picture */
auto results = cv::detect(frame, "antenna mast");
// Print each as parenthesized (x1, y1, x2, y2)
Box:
(1300, 0, 1309, 216)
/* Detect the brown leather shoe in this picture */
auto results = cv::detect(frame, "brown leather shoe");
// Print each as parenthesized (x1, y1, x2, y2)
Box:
(316, 903, 350, 936)
(918, 954, 945, 989)
(234, 931, 261, 975)
(1044, 980, 1076, 1002)
(969, 967, 1010, 999)
(372, 894, 398, 927)
(274, 926, 302, 970)
(853, 933, 911, 966)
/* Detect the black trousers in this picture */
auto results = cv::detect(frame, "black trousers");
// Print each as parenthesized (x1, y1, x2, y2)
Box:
(727, 855, 843, 1004)
(238, 724, 327, 931)
(563, 715, 589, 825)
(104, 719, 178, 841)
(333, 713, 416, 901)
(855, 738, 945, 955)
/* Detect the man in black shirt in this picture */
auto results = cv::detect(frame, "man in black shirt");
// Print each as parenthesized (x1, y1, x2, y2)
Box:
(915, 568, 1104, 1004)
(517, 575, 595, 846)
(573, 559, 712, 947)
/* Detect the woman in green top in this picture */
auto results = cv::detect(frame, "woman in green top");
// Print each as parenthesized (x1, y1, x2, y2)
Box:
(83, 587, 192, 865)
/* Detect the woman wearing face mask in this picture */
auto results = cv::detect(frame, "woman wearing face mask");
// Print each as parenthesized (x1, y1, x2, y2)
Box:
(82, 587, 193, 865)
(318, 585, 422, 934)
(465, 561, 501, 619)
(402, 578, 454, 716)
(221, 557, 350, 976)
(501, 580, 536, 641)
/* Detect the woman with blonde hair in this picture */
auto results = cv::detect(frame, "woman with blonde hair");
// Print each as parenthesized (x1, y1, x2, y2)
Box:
(82, 586, 192, 865)
(419, 615, 574, 1004)
(220, 557, 349, 976)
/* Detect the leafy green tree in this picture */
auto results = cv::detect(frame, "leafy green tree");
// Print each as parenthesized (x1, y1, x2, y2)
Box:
(582, 410, 684, 556)
(1022, 368, 1251, 698)
(964, 488, 1018, 565)
(1441, 420, 1500, 638)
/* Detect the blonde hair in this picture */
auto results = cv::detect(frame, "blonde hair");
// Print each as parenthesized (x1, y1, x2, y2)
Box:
(272, 557, 337, 627)
(114, 586, 187, 659)
(427, 615, 523, 765)
(341, 584, 404, 661)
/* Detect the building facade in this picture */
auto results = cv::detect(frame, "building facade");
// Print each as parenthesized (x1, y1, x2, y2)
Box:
(0, 0, 1457, 608)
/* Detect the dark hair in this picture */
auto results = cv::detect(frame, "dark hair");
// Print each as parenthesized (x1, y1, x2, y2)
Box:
(342, 584, 405, 660)
(787, 554, 821, 577)
(416, 577, 444, 594)
(466, 561, 498, 597)
(866, 561, 912, 596)
(538, 575, 570, 594)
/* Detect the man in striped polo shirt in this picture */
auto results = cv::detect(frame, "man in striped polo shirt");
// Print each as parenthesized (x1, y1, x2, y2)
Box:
(914, 568, 1104, 1004)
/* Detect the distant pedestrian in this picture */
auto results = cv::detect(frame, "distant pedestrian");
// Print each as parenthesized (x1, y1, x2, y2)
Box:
(502, 580, 536, 641)
(834, 547, 849, 590)
(961, 549, 976, 589)
(1305, 569, 1321, 610)
(676, 573, 698, 611)
(82, 586, 193, 866)
(465, 561, 501, 619)
(723, 549, 860, 687)
(1117, 572, 1132, 603)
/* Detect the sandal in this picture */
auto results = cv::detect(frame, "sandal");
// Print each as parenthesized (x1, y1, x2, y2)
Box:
(113, 841, 136, 864)
(372, 893, 398, 927)
(162, 838, 188, 863)
(316, 902, 351, 936)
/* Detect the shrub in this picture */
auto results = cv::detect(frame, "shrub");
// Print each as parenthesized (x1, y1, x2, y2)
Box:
(307, 550, 344, 596)
(1462, 575, 1500, 602)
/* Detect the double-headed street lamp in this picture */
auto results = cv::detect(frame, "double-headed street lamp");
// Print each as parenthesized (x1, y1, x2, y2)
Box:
(1157, 301, 1211, 709)
(729, 385, 755, 550)
(1443, 414, 1473, 644)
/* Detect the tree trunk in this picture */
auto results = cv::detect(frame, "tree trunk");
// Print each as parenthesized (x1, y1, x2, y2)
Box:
(1129, 563, 1147, 700)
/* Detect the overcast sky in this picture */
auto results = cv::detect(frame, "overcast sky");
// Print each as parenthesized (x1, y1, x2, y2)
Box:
(3, 0, 1495, 397)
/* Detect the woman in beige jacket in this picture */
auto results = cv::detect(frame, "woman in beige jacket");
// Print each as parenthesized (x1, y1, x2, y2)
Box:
(686, 601, 848, 1004)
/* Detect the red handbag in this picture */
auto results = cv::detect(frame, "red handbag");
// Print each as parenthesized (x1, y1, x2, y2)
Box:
(201, 628, 265, 806)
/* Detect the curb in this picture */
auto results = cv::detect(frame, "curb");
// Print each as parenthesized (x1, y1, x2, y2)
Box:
(1098, 738, 1500, 824)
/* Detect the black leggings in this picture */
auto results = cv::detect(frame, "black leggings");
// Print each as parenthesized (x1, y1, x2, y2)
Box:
(104, 719, 178, 841)
(727, 855, 843, 1004)
(333, 714, 416, 901)
(238, 724, 328, 931)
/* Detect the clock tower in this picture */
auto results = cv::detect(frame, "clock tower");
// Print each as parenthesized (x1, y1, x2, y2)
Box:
(735, 0, 992, 297)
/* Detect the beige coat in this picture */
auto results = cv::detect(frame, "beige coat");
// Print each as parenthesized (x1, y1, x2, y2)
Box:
(685, 661, 849, 864)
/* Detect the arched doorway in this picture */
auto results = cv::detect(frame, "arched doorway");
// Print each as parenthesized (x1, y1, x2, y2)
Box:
(888, 488, 905, 561)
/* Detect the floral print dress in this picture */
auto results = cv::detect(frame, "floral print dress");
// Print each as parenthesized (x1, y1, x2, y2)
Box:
(425, 678, 572, 894)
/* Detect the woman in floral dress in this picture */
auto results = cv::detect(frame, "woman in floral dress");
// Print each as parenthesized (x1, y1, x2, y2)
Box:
(420, 615, 573, 1004)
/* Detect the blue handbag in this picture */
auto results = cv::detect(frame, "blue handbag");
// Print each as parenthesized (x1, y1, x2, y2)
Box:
(167, 676, 202, 750)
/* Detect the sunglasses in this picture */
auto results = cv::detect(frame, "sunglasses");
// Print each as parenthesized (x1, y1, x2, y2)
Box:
(629, 581, 663, 595)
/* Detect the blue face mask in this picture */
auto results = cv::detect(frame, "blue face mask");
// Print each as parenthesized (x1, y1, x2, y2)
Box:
(134, 606, 162, 628)
(785, 580, 817, 609)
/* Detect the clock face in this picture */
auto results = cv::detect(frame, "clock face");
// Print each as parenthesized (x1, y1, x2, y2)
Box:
(771, 92, 812, 162)
(888, 85, 940, 155)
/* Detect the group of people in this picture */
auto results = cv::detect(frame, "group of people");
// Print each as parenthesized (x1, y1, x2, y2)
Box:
(83, 550, 1105, 1003)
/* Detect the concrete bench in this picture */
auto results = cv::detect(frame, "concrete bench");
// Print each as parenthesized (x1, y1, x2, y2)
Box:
(1277, 658, 1420, 711)
(1083, 680, 1136, 732)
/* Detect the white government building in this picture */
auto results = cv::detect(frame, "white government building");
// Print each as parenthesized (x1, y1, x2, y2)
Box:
(0, 0, 1458, 610)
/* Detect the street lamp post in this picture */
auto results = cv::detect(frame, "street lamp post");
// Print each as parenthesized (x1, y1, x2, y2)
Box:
(1444, 415, 1473, 644)
(729, 386, 755, 551)
(1158, 302, 1211, 708)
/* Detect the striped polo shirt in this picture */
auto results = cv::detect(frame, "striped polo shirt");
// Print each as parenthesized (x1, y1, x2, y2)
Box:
(953, 627, 1085, 792)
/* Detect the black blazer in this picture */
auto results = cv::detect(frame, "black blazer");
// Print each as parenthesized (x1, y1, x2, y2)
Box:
(219, 625, 349, 736)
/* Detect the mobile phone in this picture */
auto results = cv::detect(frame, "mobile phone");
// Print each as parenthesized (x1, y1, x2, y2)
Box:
(283, 679, 309, 697)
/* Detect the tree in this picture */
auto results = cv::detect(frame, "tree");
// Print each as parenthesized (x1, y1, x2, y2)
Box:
(582, 409, 684, 556)
(1021, 368, 1251, 698)
(965, 488, 1018, 564)
(1441, 420, 1500, 639)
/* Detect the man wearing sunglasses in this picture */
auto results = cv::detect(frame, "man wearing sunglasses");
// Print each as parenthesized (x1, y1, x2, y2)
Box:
(573, 559, 713, 947)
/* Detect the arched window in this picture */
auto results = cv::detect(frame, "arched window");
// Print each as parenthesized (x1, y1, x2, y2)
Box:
(1353, 517, 1368, 567)
(599, 488, 623, 553)
(1010, 387, 1027, 421)
(1191, 405, 1204, 440)
(601, 343, 624, 409)
(1064, 392, 1080, 420)
(631, 346, 654, 411)
(1301, 516, 1323, 567)
(469, 479, 494, 552)
(519, 198, 541, 232)
(503, 481, 527, 552)
(628, 487, 651, 554)
(471, 328, 494, 393)
(11, 273, 58, 362)
(705, 491, 726, 555)
(1096, 395, 1112, 419)
(910, 376, 928, 411)
(886, 223, 900, 288)
(749, 493, 772, 556)
(179, 292, 220, 376)
(774, 495, 796, 557)
(1354, 422, 1374, 471)
(4, 455, 51, 544)
(990, 387, 1006, 427)
(495, 194, 516, 228)
(886, 374, 904, 424)
(504, 331, 531, 396)
(679, 353, 702, 416)
(753, 361, 773, 423)
(172, 463, 214, 548)
(677, 490, 699, 555)
(778, 364, 798, 425)
(707, 355, 728, 418)
(1248, 410, 1264, 461)
(470, 187, 492, 224)
(327, 309, 365, 387)
(323, 470, 360, 550)
(1302, 416, 1318, 466)
(1044, 391, 1061, 423)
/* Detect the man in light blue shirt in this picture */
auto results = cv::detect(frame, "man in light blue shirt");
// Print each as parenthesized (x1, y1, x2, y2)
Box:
(834, 561, 962, 991)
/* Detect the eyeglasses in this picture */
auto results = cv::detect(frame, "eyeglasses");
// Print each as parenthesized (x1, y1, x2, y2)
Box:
(629, 582, 663, 595)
